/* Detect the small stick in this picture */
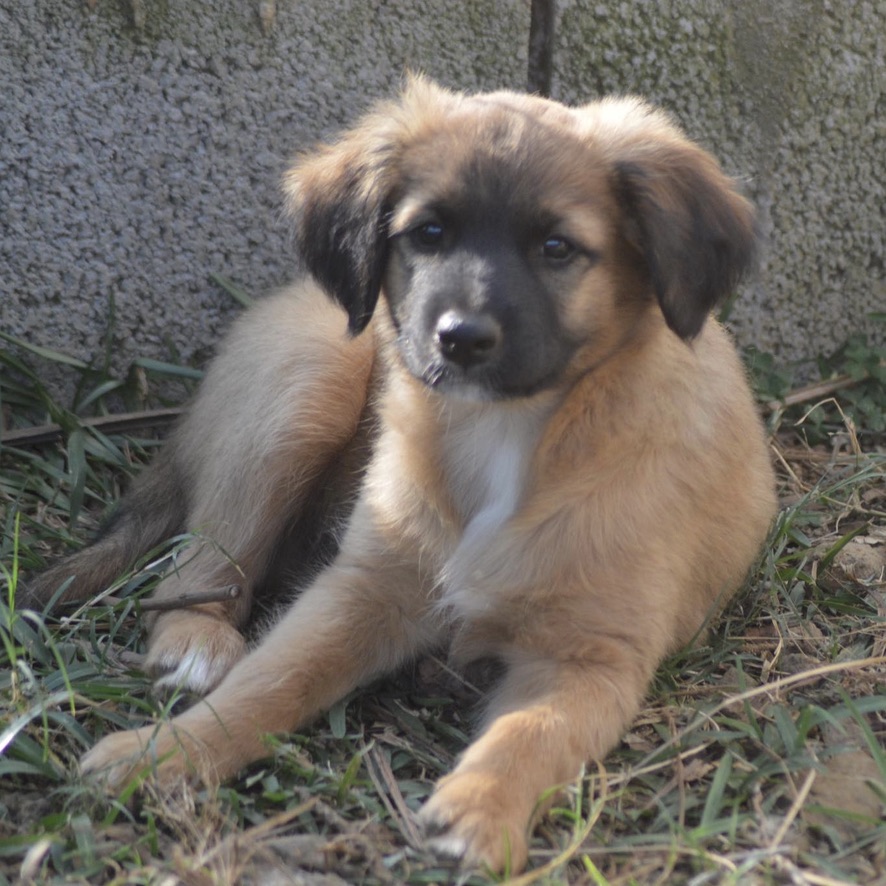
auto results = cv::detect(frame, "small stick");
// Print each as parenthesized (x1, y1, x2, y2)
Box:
(1, 407, 183, 447)
(365, 744, 423, 849)
(765, 373, 860, 413)
(764, 358, 884, 414)
(139, 585, 241, 612)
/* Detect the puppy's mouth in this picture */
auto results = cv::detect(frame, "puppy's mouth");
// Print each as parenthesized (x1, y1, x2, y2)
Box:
(413, 354, 566, 402)
(392, 334, 503, 399)
(420, 361, 502, 401)
(391, 309, 568, 400)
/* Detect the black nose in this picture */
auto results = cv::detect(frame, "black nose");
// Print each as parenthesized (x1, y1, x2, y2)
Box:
(435, 311, 502, 368)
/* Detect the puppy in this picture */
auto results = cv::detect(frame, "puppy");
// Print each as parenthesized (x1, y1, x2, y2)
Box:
(26, 77, 776, 872)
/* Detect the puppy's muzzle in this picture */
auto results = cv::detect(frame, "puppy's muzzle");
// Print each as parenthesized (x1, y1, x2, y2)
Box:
(435, 310, 502, 369)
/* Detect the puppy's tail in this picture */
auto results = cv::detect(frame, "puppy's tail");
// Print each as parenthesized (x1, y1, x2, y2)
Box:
(18, 448, 188, 610)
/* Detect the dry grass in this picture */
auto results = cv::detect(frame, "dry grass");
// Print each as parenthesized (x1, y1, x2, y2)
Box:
(1, 335, 884, 885)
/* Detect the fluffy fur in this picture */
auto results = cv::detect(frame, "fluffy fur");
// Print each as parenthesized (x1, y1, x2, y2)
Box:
(25, 78, 776, 873)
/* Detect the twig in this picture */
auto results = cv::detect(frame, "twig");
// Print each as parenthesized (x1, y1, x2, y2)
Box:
(139, 585, 241, 612)
(365, 744, 423, 848)
(764, 361, 884, 414)
(767, 766, 816, 852)
(1, 407, 183, 447)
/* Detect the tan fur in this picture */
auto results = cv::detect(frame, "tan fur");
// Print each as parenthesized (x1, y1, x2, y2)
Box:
(139, 286, 377, 693)
(45, 79, 775, 873)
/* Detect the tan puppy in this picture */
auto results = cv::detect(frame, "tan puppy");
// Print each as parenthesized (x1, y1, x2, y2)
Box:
(27, 78, 776, 872)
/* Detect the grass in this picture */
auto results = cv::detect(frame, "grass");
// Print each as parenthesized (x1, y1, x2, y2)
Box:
(1, 331, 885, 885)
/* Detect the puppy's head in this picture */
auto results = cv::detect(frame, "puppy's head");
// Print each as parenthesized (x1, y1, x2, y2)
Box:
(285, 77, 755, 398)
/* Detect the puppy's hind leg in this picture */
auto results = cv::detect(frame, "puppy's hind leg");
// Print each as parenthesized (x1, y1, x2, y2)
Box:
(142, 283, 378, 695)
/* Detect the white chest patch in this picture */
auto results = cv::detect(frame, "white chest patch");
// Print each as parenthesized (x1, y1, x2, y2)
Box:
(438, 398, 554, 615)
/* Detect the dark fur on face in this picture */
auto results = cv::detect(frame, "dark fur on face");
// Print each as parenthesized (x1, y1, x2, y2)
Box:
(287, 84, 756, 400)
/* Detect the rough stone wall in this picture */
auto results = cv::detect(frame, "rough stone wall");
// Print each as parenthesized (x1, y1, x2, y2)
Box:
(0, 0, 528, 395)
(1, 0, 883, 400)
(554, 0, 885, 371)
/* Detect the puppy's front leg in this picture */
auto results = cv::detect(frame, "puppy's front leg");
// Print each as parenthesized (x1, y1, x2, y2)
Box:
(420, 648, 651, 872)
(81, 539, 440, 789)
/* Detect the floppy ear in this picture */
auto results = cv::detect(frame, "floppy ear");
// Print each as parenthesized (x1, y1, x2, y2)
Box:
(284, 78, 462, 334)
(613, 126, 757, 340)
(283, 120, 400, 335)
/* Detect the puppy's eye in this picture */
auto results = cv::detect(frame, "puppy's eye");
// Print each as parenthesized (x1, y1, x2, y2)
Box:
(411, 221, 446, 250)
(542, 236, 576, 263)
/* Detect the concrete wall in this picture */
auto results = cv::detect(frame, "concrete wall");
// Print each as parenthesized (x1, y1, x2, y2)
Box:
(0, 0, 528, 396)
(554, 0, 885, 371)
(1, 0, 883, 400)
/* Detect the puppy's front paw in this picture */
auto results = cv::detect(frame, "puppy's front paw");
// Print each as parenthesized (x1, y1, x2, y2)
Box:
(145, 611, 246, 696)
(80, 724, 202, 791)
(420, 770, 530, 873)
